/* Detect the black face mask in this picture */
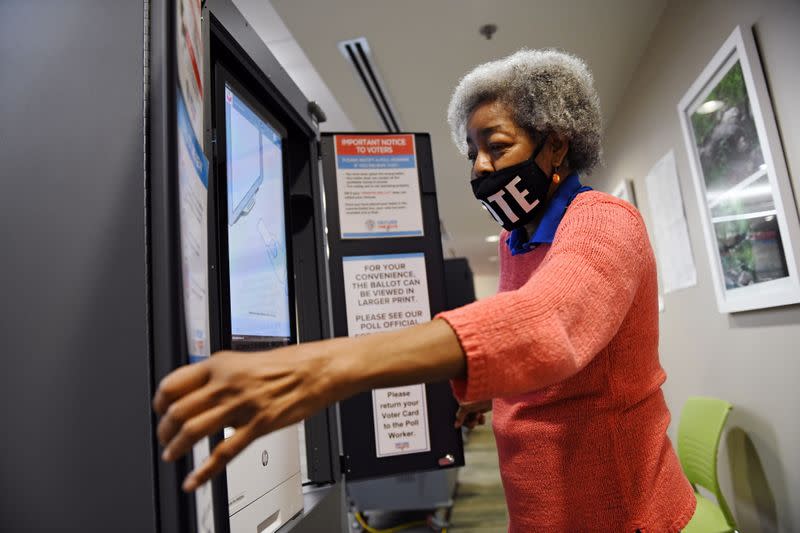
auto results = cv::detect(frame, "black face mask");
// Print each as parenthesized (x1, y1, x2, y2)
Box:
(471, 138, 551, 231)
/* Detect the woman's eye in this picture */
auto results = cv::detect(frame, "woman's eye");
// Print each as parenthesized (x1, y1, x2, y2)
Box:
(467, 153, 477, 162)
(489, 143, 508, 154)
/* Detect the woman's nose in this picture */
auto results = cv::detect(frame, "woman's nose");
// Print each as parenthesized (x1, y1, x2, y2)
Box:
(473, 151, 494, 178)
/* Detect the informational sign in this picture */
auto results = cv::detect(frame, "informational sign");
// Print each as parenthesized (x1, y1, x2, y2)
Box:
(342, 253, 432, 457)
(372, 386, 430, 458)
(191, 438, 216, 533)
(334, 134, 424, 239)
(177, 0, 214, 528)
(645, 150, 697, 294)
(178, 90, 215, 533)
(177, 0, 204, 139)
(177, 92, 211, 363)
(342, 253, 431, 335)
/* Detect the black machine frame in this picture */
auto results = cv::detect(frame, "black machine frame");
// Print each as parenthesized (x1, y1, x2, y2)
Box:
(150, 1, 344, 531)
(149, 0, 206, 530)
(203, 0, 341, 493)
(152, 1, 463, 529)
(319, 133, 465, 480)
(210, 62, 298, 352)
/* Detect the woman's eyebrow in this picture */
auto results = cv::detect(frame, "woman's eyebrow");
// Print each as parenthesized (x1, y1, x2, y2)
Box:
(479, 124, 513, 137)
(466, 123, 512, 145)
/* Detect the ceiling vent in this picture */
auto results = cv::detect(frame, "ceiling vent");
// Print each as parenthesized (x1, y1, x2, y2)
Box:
(338, 37, 400, 132)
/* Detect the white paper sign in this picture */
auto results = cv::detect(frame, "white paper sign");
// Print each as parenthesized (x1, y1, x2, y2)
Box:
(334, 134, 424, 239)
(342, 253, 432, 457)
(372, 386, 431, 458)
(191, 438, 215, 533)
(342, 253, 431, 335)
(177, 0, 215, 525)
(177, 0, 204, 140)
(178, 92, 211, 363)
(177, 93, 215, 531)
(645, 150, 698, 293)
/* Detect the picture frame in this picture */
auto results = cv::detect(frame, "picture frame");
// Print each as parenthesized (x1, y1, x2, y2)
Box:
(677, 25, 800, 313)
(610, 179, 636, 206)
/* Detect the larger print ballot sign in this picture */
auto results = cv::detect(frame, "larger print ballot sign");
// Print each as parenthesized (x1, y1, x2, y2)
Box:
(342, 253, 432, 457)
(334, 134, 425, 239)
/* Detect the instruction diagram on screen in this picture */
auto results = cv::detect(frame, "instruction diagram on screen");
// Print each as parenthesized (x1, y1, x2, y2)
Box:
(225, 84, 291, 340)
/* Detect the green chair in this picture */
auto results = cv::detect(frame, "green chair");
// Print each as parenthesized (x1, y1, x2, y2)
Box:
(678, 397, 737, 533)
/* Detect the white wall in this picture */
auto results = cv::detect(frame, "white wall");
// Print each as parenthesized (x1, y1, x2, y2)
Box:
(231, 0, 354, 131)
(591, 1, 800, 530)
(472, 274, 500, 300)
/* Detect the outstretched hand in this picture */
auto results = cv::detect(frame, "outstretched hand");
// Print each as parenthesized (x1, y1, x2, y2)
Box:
(152, 319, 466, 492)
(152, 346, 335, 491)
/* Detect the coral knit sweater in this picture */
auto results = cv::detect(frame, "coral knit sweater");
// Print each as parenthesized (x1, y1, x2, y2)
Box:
(438, 191, 696, 532)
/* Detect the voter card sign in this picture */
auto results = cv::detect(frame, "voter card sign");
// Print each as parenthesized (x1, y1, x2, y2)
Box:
(334, 134, 424, 239)
(372, 386, 430, 458)
(342, 253, 432, 457)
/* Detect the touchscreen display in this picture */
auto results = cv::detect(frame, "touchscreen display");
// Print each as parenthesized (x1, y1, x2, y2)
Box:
(224, 84, 291, 345)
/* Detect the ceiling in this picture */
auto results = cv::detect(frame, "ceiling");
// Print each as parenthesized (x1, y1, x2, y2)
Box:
(270, 0, 667, 276)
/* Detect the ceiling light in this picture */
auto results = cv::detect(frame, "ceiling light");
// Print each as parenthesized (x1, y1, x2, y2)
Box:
(696, 100, 725, 115)
(485, 235, 500, 243)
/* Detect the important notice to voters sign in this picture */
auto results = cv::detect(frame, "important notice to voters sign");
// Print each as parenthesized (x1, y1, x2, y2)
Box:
(334, 134, 425, 239)
(342, 253, 432, 457)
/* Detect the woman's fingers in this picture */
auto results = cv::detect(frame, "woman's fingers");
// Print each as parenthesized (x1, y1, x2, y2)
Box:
(182, 425, 255, 492)
(466, 413, 486, 429)
(153, 362, 211, 415)
(157, 383, 226, 446)
(455, 400, 492, 428)
(152, 345, 338, 492)
(161, 403, 237, 462)
(454, 405, 469, 428)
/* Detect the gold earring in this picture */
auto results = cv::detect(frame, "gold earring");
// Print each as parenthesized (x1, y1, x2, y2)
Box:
(552, 166, 561, 184)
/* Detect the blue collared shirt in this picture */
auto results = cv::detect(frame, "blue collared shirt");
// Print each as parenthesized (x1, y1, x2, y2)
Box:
(506, 173, 591, 256)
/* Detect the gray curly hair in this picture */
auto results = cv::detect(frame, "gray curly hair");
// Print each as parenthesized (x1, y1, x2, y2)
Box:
(447, 49, 602, 173)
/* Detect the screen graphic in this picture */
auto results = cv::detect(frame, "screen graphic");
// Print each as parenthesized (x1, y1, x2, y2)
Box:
(224, 84, 291, 345)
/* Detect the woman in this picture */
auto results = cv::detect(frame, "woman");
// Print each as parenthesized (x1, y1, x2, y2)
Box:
(154, 49, 695, 531)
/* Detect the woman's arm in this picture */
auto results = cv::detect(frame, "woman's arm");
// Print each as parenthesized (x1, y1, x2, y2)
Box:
(441, 197, 651, 402)
(153, 318, 464, 491)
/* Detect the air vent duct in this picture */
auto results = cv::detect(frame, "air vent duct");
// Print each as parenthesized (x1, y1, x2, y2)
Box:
(338, 37, 400, 132)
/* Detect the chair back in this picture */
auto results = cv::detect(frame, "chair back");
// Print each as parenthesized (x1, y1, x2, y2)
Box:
(677, 396, 735, 526)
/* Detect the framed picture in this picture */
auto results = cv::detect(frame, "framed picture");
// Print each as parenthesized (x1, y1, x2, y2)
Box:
(610, 179, 636, 206)
(678, 26, 800, 313)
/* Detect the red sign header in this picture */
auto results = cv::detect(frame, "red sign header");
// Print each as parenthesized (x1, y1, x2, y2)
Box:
(335, 134, 415, 156)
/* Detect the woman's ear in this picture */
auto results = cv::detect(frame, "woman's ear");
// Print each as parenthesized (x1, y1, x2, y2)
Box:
(548, 132, 570, 168)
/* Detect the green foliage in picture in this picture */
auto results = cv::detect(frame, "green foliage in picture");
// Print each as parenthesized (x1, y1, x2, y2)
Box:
(716, 219, 754, 288)
(690, 60, 764, 191)
(715, 216, 789, 288)
(691, 62, 747, 142)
